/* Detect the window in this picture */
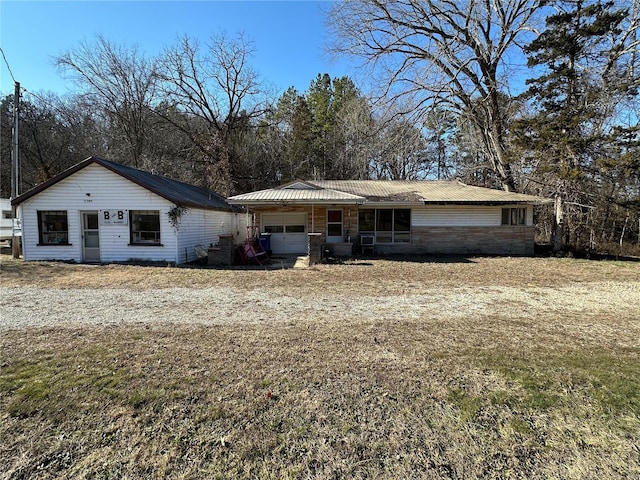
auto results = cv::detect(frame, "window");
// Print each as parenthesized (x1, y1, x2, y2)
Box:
(38, 211, 69, 245)
(394, 208, 411, 243)
(285, 225, 305, 233)
(130, 210, 161, 244)
(359, 208, 411, 243)
(358, 209, 375, 231)
(501, 207, 526, 226)
(2, 210, 11, 220)
(264, 225, 284, 234)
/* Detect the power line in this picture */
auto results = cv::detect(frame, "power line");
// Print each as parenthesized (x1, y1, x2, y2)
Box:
(0, 47, 17, 84)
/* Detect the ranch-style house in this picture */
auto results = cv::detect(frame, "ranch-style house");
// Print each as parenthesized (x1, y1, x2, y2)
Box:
(228, 180, 548, 256)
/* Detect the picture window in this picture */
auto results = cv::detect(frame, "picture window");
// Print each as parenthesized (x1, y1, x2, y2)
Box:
(130, 210, 161, 244)
(38, 211, 69, 244)
(358, 209, 411, 243)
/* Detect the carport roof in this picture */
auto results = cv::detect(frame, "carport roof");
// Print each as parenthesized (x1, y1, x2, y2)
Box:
(228, 180, 548, 205)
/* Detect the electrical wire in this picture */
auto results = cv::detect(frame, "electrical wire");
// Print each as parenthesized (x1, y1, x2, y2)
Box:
(0, 47, 17, 84)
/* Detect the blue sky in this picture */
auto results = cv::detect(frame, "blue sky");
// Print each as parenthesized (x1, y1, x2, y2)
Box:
(0, 0, 352, 97)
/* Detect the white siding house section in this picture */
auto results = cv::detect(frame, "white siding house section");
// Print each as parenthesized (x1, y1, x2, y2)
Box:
(20, 163, 179, 263)
(175, 209, 247, 264)
(21, 163, 245, 263)
(412, 205, 532, 227)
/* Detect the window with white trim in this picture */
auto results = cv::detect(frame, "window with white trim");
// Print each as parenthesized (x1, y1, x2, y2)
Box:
(38, 211, 69, 245)
(501, 207, 526, 225)
(358, 208, 411, 243)
(130, 210, 161, 245)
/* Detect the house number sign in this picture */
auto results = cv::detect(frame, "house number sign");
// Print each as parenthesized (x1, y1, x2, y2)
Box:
(99, 210, 128, 225)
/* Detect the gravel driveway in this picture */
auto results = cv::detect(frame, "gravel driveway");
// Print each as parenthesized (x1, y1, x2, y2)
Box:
(2, 281, 638, 332)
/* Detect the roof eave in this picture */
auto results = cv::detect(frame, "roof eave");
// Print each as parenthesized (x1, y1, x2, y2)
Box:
(175, 200, 242, 212)
(422, 200, 548, 205)
(11, 156, 96, 206)
(228, 199, 365, 206)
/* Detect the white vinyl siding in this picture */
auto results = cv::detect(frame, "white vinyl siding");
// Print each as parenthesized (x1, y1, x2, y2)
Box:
(176, 209, 246, 264)
(412, 205, 532, 227)
(20, 164, 177, 262)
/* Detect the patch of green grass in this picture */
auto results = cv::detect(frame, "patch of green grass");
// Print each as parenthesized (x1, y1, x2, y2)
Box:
(567, 351, 640, 415)
(0, 351, 131, 419)
(507, 417, 533, 436)
(483, 349, 640, 416)
(1, 359, 57, 417)
(447, 388, 482, 423)
(260, 378, 273, 388)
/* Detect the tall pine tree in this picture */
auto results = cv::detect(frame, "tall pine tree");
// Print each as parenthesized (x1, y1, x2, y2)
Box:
(513, 0, 633, 251)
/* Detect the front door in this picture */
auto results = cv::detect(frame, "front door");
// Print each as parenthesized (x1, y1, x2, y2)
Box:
(326, 209, 343, 243)
(82, 212, 100, 263)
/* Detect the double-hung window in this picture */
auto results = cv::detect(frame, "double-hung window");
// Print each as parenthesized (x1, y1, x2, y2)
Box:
(501, 207, 526, 226)
(38, 211, 69, 245)
(358, 209, 411, 243)
(130, 210, 161, 245)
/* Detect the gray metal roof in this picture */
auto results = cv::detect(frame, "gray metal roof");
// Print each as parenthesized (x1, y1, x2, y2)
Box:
(228, 185, 366, 204)
(229, 180, 548, 205)
(12, 156, 237, 211)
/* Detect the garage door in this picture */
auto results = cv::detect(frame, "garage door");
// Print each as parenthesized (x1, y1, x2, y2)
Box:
(262, 213, 307, 254)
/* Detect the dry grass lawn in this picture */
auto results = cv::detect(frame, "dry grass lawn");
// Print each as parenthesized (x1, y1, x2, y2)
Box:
(1, 255, 639, 479)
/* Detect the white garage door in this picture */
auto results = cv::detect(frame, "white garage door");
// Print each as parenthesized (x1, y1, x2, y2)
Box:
(262, 213, 307, 254)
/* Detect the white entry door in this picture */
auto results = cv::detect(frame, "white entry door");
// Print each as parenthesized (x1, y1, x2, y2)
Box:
(262, 213, 307, 254)
(82, 212, 100, 263)
(326, 209, 344, 244)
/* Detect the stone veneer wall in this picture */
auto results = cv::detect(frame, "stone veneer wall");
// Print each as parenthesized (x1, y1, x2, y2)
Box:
(208, 234, 235, 266)
(308, 233, 324, 265)
(374, 226, 535, 256)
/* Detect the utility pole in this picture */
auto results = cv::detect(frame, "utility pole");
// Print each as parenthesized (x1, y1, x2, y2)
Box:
(11, 81, 21, 258)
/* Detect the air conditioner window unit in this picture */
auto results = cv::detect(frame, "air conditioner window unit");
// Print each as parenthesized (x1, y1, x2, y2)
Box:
(361, 235, 375, 246)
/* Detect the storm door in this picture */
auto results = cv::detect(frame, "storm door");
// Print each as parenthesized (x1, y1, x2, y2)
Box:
(326, 209, 344, 243)
(82, 212, 100, 263)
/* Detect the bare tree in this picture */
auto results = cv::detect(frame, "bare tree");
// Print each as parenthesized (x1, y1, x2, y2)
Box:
(334, 96, 375, 179)
(371, 111, 432, 180)
(329, 0, 545, 191)
(155, 33, 270, 193)
(57, 35, 158, 168)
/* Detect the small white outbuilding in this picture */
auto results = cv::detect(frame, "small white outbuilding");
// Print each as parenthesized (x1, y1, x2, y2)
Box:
(11, 156, 245, 264)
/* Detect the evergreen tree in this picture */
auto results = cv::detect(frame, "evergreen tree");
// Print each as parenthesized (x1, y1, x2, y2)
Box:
(513, 0, 636, 251)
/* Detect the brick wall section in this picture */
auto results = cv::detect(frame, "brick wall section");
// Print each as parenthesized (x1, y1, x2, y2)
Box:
(376, 226, 535, 255)
(249, 206, 535, 256)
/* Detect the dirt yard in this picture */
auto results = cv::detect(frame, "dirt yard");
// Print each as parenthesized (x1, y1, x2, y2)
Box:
(1, 256, 639, 479)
